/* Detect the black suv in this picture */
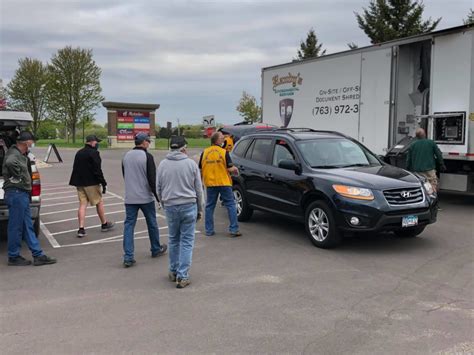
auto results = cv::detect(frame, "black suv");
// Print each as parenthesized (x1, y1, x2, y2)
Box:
(231, 128, 438, 248)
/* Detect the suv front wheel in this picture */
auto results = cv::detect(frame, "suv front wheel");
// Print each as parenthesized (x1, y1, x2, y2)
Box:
(233, 185, 253, 221)
(305, 200, 341, 248)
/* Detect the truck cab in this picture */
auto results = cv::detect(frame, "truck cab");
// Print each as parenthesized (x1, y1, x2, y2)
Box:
(0, 111, 42, 236)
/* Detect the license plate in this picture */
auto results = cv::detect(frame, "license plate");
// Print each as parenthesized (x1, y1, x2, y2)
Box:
(402, 215, 418, 228)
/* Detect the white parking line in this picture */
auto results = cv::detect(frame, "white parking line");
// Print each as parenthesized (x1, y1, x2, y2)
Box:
(41, 202, 124, 216)
(51, 214, 166, 236)
(61, 231, 201, 248)
(41, 195, 79, 201)
(40, 221, 61, 248)
(42, 196, 116, 208)
(43, 210, 126, 225)
(42, 190, 78, 197)
(41, 186, 74, 192)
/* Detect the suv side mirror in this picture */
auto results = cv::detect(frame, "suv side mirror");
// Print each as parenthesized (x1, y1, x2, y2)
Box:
(278, 159, 301, 174)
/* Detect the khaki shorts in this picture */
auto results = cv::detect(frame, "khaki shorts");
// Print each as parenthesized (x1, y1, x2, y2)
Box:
(77, 185, 102, 206)
(418, 169, 439, 192)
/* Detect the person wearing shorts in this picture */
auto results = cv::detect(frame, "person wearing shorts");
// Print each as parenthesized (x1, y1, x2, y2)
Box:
(69, 135, 115, 238)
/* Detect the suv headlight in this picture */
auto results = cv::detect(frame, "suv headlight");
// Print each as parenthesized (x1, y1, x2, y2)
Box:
(333, 185, 374, 201)
(423, 181, 434, 196)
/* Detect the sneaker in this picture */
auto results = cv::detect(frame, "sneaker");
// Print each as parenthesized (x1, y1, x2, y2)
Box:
(8, 255, 32, 266)
(123, 259, 136, 268)
(205, 232, 215, 236)
(77, 228, 87, 238)
(151, 244, 168, 258)
(168, 271, 177, 282)
(33, 255, 57, 266)
(101, 221, 115, 232)
(176, 279, 191, 289)
(230, 231, 242, 238)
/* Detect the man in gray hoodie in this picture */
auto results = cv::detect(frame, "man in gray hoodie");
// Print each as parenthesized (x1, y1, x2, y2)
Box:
(156, 136, 203, 289)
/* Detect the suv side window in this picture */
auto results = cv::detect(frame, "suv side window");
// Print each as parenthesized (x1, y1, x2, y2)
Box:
(272, 139, 295, 167)
(233, 138, 251, 158)
(249, 139, 272, 164)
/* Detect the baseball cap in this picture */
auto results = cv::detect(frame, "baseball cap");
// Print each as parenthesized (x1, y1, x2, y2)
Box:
(17, 131, 36, 142)
(135, 132, 151, 145)
(170, 136, 187, 150)
(86, 134, 102, 143)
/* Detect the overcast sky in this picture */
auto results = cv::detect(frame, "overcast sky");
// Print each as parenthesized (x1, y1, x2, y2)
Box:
(0, 0, 471, 125)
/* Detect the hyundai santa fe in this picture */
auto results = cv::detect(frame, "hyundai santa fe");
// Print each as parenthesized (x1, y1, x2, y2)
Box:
(230, 128, 438, 248)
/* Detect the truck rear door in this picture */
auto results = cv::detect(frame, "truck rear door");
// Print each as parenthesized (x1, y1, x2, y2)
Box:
(359, 48, 393, 155)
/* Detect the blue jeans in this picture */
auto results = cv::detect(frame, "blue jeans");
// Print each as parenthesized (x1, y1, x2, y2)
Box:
(164, 203, 197, 280)
(205, 186, 239, 235)
(5, 189, 44, 258)
(123, 201, 161, 262)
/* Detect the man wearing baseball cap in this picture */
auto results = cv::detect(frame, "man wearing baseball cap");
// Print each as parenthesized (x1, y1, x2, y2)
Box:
(121, 132, 167, 268)
(69, 134, 114, 238)
(2, 131, 57, 266)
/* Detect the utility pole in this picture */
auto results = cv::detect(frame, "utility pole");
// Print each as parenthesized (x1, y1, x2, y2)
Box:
(177, 118, 181, 136)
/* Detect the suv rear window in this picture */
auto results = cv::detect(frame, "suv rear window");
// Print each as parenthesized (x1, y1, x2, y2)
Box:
(233, 138, 251, 158)
(247, 138, 272, 164)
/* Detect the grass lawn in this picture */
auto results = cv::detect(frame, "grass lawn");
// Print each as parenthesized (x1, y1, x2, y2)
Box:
(37, 138, 211, 150)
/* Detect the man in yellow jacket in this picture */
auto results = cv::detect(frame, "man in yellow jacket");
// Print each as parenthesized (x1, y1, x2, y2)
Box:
(199, 132, 241, 237)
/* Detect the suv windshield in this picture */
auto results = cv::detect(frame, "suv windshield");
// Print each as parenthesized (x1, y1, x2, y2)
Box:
(296, 138, 381, 168)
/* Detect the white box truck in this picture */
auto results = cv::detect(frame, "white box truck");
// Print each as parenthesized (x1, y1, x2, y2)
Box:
(262, 25, 474, 193)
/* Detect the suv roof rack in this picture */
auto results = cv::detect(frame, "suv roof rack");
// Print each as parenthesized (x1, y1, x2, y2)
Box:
(265, 128, 348, 138)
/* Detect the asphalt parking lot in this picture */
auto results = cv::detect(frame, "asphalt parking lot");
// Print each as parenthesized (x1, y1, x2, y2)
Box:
(1, 147, 473, 354)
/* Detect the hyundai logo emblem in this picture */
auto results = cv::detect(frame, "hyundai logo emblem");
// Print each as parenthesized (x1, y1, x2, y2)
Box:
(401, 191, 411, 198)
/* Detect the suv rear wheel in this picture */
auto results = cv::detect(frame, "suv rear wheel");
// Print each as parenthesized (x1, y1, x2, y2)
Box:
(233, 185, 253, 221)
(305, 200, 341, 248)
(394, 225, 426, 238)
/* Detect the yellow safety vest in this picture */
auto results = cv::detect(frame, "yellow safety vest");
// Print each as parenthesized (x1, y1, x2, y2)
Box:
(201, 145, 232, 187)
(224, 136, 234, 153)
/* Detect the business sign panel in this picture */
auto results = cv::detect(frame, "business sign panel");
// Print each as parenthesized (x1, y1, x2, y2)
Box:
(117, 111, 151, 140)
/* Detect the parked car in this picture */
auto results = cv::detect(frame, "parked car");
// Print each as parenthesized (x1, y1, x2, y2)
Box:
(220, 121, 277, 142)
(0, 111, 42, 237)
(231, 128, 438, 248)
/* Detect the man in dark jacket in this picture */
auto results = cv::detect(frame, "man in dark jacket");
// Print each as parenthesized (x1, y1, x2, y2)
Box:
(121, 133, 167, 268)
(69, 135, 114, 238)
(407, 128, 446, 192)
(2, 131, 56, 266)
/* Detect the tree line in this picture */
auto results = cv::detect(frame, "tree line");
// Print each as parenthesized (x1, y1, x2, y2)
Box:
(237, 1, 474, 123)
(3, 47, 103, 143)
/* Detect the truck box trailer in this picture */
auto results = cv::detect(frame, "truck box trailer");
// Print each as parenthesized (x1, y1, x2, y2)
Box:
(262, 25, 474, 193)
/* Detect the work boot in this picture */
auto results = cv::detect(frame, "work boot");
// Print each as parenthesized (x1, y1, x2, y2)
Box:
(101, 221, 115, 232)
(151, 244, 168, 258)
(77, 228, 87, 238)
(168, 271, 177, 282)
(8, 255, 32, 266)
(176, 279, 191, 289)
(33, 255, 57, 266)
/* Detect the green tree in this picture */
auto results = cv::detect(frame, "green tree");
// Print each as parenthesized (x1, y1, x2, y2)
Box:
(236, 91, 261, 123)
(47, 46, 104, 143)
(355, 0, 441, 44)
(296, 28, 326, 60)
(7, 58, 49, 135)
(464, 9, 474, 25)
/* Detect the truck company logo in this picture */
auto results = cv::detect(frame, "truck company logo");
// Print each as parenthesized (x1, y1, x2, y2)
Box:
(272, 72, 303, 96)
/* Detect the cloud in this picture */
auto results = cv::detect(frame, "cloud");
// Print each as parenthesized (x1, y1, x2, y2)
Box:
(1, 0, 471, 124)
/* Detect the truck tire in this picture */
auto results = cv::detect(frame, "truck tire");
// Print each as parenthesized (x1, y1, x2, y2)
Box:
(305, 200, 341, 248)
(394, 225, 426, 238)
(233, 185, 253, 222)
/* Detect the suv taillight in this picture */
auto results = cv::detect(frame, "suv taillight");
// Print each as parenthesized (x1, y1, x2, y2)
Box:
(31, 171, 41, 196)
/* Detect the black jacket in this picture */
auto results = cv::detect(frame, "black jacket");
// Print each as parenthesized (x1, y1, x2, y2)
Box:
(69, 145, 107, 187)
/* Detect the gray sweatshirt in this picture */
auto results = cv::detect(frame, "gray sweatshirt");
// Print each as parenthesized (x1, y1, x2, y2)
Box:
(156, 151, 203, 212)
